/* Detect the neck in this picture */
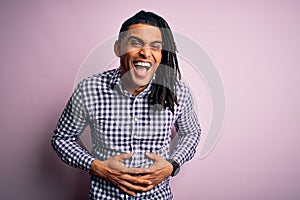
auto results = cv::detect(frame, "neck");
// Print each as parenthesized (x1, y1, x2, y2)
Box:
(124, 83, 148, 96)
(121, 77, 148, 96)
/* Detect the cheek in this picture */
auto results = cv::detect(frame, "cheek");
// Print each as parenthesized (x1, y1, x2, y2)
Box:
(124, 51, 138, 62)
(120, 56, 130, 75)
(154, 52, 162, 63)
(121, 53, 132, 64)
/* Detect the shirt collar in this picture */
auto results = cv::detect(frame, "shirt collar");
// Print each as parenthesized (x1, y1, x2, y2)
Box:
(109, 67, 121, 88)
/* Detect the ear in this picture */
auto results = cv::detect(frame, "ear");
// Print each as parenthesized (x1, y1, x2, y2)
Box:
(114, 40, 121, 57)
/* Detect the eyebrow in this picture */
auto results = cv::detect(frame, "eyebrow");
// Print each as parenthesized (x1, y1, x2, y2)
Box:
(127, 36, 162, 44)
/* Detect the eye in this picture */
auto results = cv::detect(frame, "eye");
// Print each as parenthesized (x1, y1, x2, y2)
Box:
(151, 43, 162, 50)
(130, 39, 142, 48)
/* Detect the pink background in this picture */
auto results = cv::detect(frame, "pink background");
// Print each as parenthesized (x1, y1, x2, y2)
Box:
(1, 1, 299, 199)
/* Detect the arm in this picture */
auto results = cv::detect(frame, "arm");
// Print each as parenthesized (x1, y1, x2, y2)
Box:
(170, 84, 201, 166)
(51, 82, 95, 170)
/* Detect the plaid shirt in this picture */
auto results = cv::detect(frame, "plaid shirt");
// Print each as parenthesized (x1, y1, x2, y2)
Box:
(52, 68, 201, 200)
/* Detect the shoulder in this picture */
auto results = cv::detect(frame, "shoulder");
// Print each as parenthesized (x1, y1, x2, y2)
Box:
(175, 79, 191, 101)
(77, 69, 117, 92)
(174, 79, 195, 113)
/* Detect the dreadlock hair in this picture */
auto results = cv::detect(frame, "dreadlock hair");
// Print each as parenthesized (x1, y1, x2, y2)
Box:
(118, 10, 181, 113)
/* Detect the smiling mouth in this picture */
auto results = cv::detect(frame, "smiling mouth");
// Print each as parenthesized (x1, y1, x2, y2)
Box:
(133, 62, 152, 72)
(132, 62, 153, 78)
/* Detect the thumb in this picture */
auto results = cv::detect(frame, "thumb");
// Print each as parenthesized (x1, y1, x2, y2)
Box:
(116, 153, 133, 161)
(145, 152, 159, 161)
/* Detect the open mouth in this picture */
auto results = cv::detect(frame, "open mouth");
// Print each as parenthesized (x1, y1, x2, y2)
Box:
(134, 62, 151, 71)
(133, 61, 152, 77)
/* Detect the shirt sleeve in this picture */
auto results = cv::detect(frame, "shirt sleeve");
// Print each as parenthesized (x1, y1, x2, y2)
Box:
(169, 83, 201, 166)
(51, 81, 95, 171)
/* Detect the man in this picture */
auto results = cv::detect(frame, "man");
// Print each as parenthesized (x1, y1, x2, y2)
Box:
(52, 10, 201, 199)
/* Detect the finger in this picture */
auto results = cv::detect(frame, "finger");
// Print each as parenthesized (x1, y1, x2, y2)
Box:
(116, 153, 133, 161)
(122, 174, 152, 186)
(122, 176, 155, 192)
(125, 167, 151, 175)
(118, 185, 136, 197)
(117, 175, 153, 193)
(145, 152, 159, 161)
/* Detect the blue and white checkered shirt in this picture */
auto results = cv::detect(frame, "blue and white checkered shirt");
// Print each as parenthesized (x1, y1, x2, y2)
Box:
(52, 68, 201, 199)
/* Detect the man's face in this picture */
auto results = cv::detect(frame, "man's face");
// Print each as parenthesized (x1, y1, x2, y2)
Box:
(115, 24, 163, 89)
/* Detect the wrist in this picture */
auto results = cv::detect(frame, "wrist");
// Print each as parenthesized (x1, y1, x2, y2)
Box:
(166, 159, 180, 177)
(91, 160, 107, 177)
(166, 161, 173, 177)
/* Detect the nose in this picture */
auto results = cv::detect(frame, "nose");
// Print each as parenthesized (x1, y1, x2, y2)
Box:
(139, 46, 151, 58)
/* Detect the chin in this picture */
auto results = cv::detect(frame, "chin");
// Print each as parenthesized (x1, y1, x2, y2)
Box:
(132, 78, 151, 87)
(129, 72, 151, 86)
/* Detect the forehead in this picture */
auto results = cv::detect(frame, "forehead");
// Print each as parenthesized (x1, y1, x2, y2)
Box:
(123, 24, 162, 41)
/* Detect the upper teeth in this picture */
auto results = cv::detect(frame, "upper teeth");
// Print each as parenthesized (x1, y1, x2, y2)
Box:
(134, 62, 151, 67)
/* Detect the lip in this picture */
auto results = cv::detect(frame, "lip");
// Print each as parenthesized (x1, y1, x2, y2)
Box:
(132, 60, 153, 78)
(133, 60, 153, 66)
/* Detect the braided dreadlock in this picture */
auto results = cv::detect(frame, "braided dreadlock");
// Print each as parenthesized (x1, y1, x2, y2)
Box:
(119, 10, 181, 113)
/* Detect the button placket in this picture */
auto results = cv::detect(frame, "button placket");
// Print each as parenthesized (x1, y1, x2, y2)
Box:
(131, 97, 140, 140)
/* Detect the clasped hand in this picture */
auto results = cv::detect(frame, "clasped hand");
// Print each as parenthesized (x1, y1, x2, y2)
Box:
(90, 153, 173, 196)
